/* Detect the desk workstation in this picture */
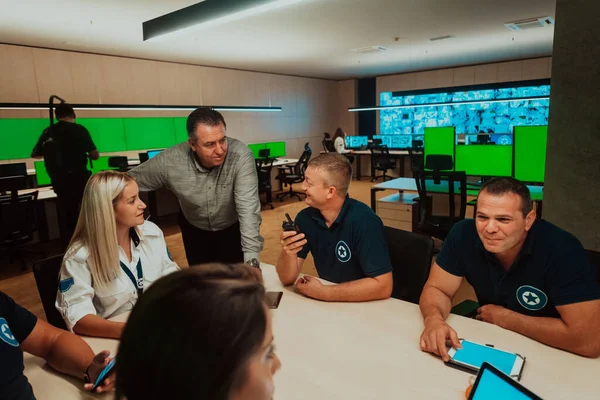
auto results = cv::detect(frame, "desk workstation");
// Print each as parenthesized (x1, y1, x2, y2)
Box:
(22, 264, 600, 400)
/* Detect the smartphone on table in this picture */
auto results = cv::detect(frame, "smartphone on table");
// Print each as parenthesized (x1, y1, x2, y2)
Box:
(446, 339, 525, 380)
(265, 292, 283, 309)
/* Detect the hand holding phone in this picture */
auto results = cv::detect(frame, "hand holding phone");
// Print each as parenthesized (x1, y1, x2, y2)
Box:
(282, 213, 299, 233)
(91, 357, 116, 392)
(446, 339, 525, 380)
(280, 213, 306, 256)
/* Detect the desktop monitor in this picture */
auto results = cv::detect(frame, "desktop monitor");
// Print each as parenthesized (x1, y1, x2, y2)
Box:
(372, 135, 411, 149)
(455, 144, 513, 177)
(0, 163, 27, 178)
(147, 150, 164, 159)
(513, 126, 547, 184)
(423, 127, 455, 167)
(265, 141, 286, 158)
(372, 135, 391, 148)
(34, 161, 51, 186)
(346, 136, 369, 149)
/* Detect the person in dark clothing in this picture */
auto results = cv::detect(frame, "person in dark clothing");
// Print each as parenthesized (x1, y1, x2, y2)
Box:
(31, 104, 99, 248)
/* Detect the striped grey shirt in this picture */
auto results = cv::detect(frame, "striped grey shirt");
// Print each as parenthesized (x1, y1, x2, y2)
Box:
(129, 139, 263, 262)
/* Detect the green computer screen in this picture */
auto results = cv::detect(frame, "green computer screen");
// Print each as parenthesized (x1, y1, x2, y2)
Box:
(35, 156, 117, 186)
(265, 141, 286, 158)
(455, 145, 513, 177)
(514, 126, 547, 183)
(123, 118, 176, 150)
(0, 119, 48, 160)
(34, 161, 51, 186)
(173, 117, 188, 143)
(424, 126, 455, 169)
(79, 118, 127, 152)
(248, 143, 264, 158)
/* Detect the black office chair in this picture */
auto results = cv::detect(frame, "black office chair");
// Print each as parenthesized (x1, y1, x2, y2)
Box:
(32, 254, 68, 330)
(276, 149, 312, 201)
(322, 136, 335, 153)
(108, 156, 130, 172)
(408, 140, 424, 176)
(370, 145, 396, 182)
(414, 165, 467, 242)
(139, 152, 149, 163)
(256, 155, 275, 210)
(0, 191, 41, 270)
(385, 226, 434, 304)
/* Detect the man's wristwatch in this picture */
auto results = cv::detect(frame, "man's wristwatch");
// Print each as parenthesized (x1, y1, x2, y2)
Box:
(83, 365, 92, 383)
(246, 258, 260, 269)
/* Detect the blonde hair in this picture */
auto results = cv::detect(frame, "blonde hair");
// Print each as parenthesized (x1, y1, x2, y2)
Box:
(65, 171, 135, 287)
(308, 153, 352, 197)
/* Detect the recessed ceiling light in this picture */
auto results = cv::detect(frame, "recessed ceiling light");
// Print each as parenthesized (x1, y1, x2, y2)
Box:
(429, 35, 454, 41)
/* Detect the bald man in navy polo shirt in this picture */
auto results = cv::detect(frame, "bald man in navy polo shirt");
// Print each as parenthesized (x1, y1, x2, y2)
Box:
(419, 177, 600, 360)
(276, 153, 393, 302)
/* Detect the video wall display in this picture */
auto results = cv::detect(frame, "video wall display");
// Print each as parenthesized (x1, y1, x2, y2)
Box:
(380, 83, 550, 137)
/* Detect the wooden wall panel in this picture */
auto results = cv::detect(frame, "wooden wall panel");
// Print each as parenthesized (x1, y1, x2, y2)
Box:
(0, 45, 39, 103)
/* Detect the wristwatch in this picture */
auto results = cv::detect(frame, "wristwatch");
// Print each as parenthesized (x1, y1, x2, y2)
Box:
(83, 365, 91, 383)
(246, 258, 260, 269)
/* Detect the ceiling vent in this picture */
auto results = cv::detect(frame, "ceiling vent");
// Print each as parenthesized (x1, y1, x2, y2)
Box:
(430, 35, 454, 41)
(505, 16, 554, 31)
(351, 46, 387, 53)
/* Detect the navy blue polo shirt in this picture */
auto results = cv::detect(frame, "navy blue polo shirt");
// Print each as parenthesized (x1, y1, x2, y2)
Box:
(437, 219, 600, 318)
(0, 291, 38, 400)
(296, 197, 392, 283)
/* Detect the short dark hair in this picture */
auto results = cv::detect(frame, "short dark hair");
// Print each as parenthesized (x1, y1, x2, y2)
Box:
(186, 107, 227, 141)
(308, 153, 352, 197)
(115, 264, 266, 400)
(54, 103, 75, 120)
(479, 177, 533, 217)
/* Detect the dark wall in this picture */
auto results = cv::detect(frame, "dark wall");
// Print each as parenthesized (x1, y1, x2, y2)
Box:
(357, 78, 376, 136)
(544, 0, 600, 250)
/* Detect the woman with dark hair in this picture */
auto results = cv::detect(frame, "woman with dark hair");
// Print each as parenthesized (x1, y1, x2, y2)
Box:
(333, 127, 355, 164)
(115, 264, 280, 400)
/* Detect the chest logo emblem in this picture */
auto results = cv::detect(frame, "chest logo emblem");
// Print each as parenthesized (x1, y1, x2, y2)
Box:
(516, 285, 548, 311)
(0, 318, 19, 347)
(335, 241, 352, 263)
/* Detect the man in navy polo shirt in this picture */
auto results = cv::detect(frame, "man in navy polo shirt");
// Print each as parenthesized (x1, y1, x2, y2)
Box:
(276, 153, 393, 302)
(419, 177, 600, 360)
(0, 291, 115, 398)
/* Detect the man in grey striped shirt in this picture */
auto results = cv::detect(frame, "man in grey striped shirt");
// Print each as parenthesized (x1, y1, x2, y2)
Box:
(129, 107, 263, 267)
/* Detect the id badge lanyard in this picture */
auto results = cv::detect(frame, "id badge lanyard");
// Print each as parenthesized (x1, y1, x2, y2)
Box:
(119, 259, 144, 296)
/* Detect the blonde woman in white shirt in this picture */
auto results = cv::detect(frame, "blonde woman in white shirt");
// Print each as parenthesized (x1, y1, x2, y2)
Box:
(56, 171, 179, 339)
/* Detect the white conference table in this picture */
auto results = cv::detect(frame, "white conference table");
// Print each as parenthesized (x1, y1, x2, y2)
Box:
(24, 265, 600, 399)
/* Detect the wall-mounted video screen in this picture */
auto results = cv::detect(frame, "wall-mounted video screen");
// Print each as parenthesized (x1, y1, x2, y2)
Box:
(380, 82, 550, 137)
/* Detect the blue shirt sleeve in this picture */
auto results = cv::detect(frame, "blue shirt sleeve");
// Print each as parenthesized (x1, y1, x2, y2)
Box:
(0, 292, 38, 344)
(354, 213, 393, 277)
(295, 210, 311, 260)
(435, 222, 466, 277)
(547, 237, 600, 306)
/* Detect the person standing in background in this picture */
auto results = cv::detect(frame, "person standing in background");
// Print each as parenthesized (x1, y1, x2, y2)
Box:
(32, 103, 99, 249)
(129, 107, 263, 268)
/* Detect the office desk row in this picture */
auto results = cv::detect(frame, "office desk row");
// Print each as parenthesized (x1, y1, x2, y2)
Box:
(320, 150, 417, 180)
(23, 265, 599, 399)
(370, 177, 544, 216)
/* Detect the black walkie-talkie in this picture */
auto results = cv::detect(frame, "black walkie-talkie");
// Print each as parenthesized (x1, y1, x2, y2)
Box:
(282, 213, 298, 233)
